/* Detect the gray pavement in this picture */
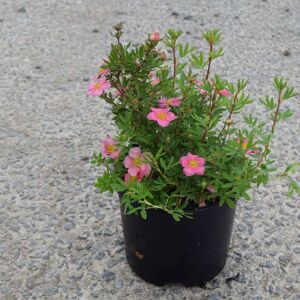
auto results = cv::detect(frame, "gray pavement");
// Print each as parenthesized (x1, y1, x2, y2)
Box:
(0, 0, 300, 299)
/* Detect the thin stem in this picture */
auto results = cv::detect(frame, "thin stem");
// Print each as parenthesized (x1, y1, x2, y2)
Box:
(201, 91, 216, 143)
(153, 162, 177, 186)
(270, 92, 282, 135)
(255, 89, 283, 168)
(142, 199, 175, 215)
(220, 90, 240, 143)
(220, 91, 239, 134)
(109, 78, 127, 98)
(172, 46, 177, 85)
(205, 38, 213, 80)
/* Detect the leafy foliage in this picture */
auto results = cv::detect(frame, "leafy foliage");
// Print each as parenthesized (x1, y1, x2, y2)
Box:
(90, 25, 299, 221)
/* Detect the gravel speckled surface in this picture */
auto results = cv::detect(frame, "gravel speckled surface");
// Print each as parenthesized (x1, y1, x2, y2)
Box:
(1, 0, 300, 299)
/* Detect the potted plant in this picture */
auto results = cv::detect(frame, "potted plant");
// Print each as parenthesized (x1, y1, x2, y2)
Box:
(89, 24, 299, 286)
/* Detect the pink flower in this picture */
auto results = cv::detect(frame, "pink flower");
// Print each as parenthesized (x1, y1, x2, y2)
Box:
(124, 147, 151, 178)
(150, 32, 160, 42)
(180, 153, 206, 176)
(147, 108, 177, 127)
(218, 89, 232, 97)
(158, 97, 181, 108)
(87, 78, 111, 96)
(101, 136, 120, 159)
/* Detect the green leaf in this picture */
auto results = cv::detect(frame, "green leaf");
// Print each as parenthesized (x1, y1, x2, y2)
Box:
(260, 96, 276, 111)
(203, 29, 222, 45)
(282, 86, 298, 100)
(160, 158, 167, 171)
(284, 162, 300, 174)
(226, 198, 236, 208)
(242, 191, 251, 201)
(273, 77, 287, 91)
(140, 207, 147, 220)
(190, 52, 205, 69)
(111, 182, 127, 192)
(278, 109, 293, 121)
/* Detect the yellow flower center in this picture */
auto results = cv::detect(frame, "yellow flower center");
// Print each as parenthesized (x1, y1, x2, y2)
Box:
(242, 141, 248, 150)
(188, 160, 198, 168)
(93, 82, 102, 90)
(106, 145, 115, 153)
(157, 112, 166, 120)
(166, 99, 173, 105)
(133, 157, 142, 166)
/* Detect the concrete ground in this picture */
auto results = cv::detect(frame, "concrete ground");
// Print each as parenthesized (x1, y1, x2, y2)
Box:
(0, 0, 300, 299)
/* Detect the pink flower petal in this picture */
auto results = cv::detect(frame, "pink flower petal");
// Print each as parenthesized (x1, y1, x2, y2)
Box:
(196, 157, 206, 166)
(151, 77, 160, 86)
(129, 147, 141, 158)
(194, 166, 205, 175)
(128, 166, 140, 177)
(140, 163, 151, 177)
(171, 98, 181, 106)
(183, 168, 195, 176)
(199, 89, 208, 95)
(110, 150, 120, 159)
(179, 156, 188, 168)
(218, 89, 232, 97)
(124, 156, 133, 168)
(147, 112, 157, 121)
(166, 112, 177, 122)
(156, 119, 170, 127)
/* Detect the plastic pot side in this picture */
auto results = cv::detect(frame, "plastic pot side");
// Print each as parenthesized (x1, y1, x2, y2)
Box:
(120, 200, 236, 286)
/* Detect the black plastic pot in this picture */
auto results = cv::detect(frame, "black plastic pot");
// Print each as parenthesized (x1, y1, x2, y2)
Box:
(120, 200, 236, 286)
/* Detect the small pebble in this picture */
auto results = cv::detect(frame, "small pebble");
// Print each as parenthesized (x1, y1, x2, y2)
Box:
(18, 7, 26, 13)
(95, 251, 105, 260)
(279, 254, 292, 266)
(102, 271, 116, 282)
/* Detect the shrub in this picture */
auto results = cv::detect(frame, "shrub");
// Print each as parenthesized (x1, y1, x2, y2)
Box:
(90, 25, 299, 221)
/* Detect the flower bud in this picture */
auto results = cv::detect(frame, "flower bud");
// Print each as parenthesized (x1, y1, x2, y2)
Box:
(225, 119, 233, 125)
(156, 48, 167, 60)
(113, 23, 123, 31)
(135, 61, 142, 68)
(187, 76, 196, 83)
(132, 99, 139, 105)
(150, 32, 160, 42)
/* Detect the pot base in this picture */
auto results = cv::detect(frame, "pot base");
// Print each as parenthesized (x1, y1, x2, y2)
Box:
(126, 258, 226, 287)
